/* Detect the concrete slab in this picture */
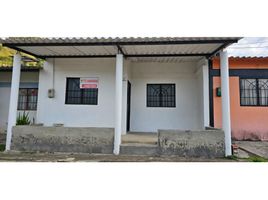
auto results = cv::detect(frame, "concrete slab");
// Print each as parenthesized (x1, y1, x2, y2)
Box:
(235, 141, 268, 159)
(122, 132, 157, 144)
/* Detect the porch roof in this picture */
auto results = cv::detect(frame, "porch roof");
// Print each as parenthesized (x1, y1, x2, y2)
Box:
(0, 37, 241, 62)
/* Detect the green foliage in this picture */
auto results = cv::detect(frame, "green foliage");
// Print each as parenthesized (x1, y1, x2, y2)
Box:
(247, 156, 267, 162)
(0, 43, 44, 67)
(16, 112, 31, 125)
(0, 144, 5, 151)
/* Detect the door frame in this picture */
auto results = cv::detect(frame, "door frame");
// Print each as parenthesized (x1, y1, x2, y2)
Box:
(126, 81, 131, 132)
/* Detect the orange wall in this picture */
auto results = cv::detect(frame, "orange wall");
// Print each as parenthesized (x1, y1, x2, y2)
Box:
(213, 58, 268, 141)
(213, 57, 268, 69)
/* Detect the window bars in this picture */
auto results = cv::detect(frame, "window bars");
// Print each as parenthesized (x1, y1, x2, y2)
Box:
(65, 78, 98, 105)
(147, 84, 176, 107)
(240, 78, 268, 106)
(18, 88, 38, 110)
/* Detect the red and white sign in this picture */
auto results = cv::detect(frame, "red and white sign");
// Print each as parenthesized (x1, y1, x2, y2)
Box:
(80, 78, 99, 89)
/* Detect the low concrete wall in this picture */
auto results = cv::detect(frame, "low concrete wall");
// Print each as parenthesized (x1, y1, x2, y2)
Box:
(158, 129, 225, 157)
(11, 126, 114, 154)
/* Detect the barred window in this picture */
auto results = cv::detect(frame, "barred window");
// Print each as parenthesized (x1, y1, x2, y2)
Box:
(147, 84, 176, 107)
(240, 78, 268, 106)
(65, 78, 98, 105)
(18, 88, 38, 110)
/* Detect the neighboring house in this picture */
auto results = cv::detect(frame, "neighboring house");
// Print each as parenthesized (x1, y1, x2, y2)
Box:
(0, 37, 241, 157)
(0, 67, 39, 133)
(211, 57, 268, 141)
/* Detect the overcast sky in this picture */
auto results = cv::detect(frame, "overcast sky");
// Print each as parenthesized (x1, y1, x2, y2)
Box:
(227, 37, 268, 57)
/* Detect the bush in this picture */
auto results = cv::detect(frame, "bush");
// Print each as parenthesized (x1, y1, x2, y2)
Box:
(0, 144, 5, 151)
(16, 112, 31, 125)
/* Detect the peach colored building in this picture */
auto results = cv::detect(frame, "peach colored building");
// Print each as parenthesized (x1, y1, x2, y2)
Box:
(211, 57, 268, 141)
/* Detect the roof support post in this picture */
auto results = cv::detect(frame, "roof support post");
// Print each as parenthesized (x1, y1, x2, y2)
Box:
(5, 53, 22, 151)
(202, 59, 210, 128)
(220, 50, 232, 156)
(113, 54, 123, 155)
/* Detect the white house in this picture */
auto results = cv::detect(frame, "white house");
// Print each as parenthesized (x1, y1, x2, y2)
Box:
(0, 37, 241, 156)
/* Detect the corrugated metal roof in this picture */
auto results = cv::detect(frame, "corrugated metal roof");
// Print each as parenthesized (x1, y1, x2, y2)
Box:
(0, 37, 241, 62)
(0, 37, 240, 44)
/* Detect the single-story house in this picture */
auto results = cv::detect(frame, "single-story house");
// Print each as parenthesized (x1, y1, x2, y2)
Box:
(0, 37, 241, 157)
(211, 56, 268, 141)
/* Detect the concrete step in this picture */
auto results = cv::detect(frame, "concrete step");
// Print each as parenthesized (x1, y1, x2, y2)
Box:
(120, 143, 159, 156)
(122, 132, 157, 145)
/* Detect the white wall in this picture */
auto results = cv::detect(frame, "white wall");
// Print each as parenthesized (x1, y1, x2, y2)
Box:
(36, 58, 206, 132)
(37, 58, 116, 127)
(129, 61, 203, 132)
(0, 72, 39, 132)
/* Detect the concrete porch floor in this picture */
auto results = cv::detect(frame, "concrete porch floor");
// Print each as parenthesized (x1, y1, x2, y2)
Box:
(122, 132, 158, 145)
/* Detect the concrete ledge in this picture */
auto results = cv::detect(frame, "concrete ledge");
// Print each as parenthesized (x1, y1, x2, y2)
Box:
(11, 126, 114, 154)
(158, 129, 225, 158)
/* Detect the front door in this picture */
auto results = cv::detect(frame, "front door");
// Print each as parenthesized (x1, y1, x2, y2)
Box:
(127, 81, 131, 132)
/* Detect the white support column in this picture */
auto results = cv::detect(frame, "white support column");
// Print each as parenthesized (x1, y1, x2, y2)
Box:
(113, 54, 123, 155)
(220, 50, 232, 156)
(5, 53, 22, 151)
(202, 61, 210, 128)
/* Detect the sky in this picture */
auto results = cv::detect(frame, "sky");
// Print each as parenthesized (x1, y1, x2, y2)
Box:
(227, 37, 268, 57)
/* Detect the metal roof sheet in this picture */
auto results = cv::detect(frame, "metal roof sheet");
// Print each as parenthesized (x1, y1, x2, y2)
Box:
(0, 37, 241, 62)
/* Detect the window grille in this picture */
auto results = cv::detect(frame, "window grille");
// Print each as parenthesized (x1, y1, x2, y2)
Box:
(147, 84, 175, 107)
(65, 78, 98, 105)
(18, 88, 38, 110)
(240, 78, 268, 106)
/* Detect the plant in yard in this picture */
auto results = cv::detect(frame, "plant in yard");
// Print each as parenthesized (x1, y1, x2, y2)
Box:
(0, 144, 5, 151)
(16, 112, 31, 125)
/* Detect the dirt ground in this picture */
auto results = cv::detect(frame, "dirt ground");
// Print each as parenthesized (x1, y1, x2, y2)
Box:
(0, 141, 267, 162)
(0, 151, 237, 162)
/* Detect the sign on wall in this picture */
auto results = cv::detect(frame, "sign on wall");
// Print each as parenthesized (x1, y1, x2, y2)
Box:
(80, 77, 99, 89)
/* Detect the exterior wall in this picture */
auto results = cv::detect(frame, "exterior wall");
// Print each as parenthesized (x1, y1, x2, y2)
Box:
(11, 126, 114, 153)
(158, 128, 225, 157)
(37, 58, 204, 132)
(213, 57, 268, 69)
(213, 58, 268, 141)
(0, 72, 39, 133)
(37, 58, 116, 127)
(129, 61, 203, 132)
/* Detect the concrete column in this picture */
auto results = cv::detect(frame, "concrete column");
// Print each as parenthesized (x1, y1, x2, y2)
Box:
(5, 53, 22, 151)
(220, 50, 232, 156)
(202, 61, 210, 128)
(113, 54, 123, 155)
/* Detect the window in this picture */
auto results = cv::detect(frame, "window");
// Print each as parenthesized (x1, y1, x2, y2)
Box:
(240, 78, 268, 106)
(18, 88, 38, 110)
(147, 84, 176, 107)
(65, 78, 98, 105)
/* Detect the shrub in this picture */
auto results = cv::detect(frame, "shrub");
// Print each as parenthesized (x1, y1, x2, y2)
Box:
(16, 112, 31, 125)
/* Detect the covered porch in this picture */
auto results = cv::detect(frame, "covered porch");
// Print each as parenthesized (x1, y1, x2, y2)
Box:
(0, 37, 240, 156)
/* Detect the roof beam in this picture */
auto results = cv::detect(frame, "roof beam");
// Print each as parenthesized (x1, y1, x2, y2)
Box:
(207, 42, 234, 58)
(2, 44, 46, 60)
(116, 45, 126, 56)
(125, 53, 210, 57)
(2, 39, 239, 47)
(44, 55, 116, 58)
(42, 53, 209, 58)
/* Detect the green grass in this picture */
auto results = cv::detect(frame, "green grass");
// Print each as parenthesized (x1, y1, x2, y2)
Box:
(0, 144, 5, 152)
(225, 155, 267, 162)
(246, 156, 268, 162)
